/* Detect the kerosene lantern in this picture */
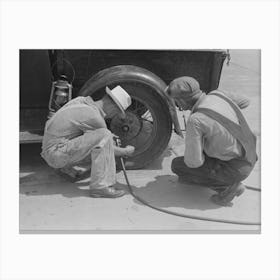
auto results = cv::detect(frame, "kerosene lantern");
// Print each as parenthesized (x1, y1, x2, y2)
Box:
(48, 74, 72, 119)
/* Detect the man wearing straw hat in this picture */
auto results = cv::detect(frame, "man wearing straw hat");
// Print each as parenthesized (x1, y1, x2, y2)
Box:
(41, 85, 135, 198)
(167, 76, 257, 206)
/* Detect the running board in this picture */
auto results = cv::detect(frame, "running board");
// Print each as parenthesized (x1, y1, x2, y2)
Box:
(20, 130, 43, 143)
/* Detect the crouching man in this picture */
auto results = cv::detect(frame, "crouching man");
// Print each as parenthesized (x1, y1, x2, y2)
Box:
(41, 85, 135, 198)
(167, 77, 257, 206)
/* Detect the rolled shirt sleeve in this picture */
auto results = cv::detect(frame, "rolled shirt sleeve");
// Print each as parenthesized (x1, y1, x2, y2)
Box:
(72, 110, 107, 132)
(220, 91, 250, 109)
(184, 115, 205, 168)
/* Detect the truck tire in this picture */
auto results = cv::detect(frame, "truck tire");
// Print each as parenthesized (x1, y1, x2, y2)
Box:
(79, 66, 173, 169)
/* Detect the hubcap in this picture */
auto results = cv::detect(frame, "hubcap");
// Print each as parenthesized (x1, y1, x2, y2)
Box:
(110, 111, 142, 142)
(109, 94, 156, 157)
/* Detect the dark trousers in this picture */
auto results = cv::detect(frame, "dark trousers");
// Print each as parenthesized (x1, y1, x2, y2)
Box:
(171, 154, 254, 187)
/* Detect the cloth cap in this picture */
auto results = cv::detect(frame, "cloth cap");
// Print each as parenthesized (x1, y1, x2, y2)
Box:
(168, 76, 202, 101)
(106, 85, 132, 115)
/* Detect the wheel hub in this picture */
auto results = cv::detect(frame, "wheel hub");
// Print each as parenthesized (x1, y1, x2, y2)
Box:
(110, 111, 142, 141)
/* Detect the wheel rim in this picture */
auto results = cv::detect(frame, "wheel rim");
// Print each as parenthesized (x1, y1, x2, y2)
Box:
(109, 95, 158, 157)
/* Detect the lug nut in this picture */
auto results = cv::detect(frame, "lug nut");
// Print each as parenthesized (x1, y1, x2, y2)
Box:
(122, 125, 129, 132)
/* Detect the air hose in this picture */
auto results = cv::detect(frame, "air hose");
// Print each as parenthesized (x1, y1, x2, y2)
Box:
(116, 138, 261, 226)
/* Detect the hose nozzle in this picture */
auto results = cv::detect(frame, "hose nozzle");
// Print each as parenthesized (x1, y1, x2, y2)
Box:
(114, 135, 122, 147)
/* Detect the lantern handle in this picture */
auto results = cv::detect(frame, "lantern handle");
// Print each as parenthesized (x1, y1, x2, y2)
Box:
(51, 58, 76, 84)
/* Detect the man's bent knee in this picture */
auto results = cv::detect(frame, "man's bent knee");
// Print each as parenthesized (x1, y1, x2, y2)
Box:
(171, 156, 185, 174)
(87, 128, 111, 137)
(85, 128, 113, 149)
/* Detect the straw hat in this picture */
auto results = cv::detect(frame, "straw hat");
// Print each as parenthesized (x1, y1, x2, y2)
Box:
(105, 85, 132, 115)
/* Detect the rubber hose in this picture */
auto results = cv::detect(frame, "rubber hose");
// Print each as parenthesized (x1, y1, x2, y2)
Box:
(119, 157, 261, 226)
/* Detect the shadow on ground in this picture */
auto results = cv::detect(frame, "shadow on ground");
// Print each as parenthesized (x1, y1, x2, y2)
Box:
(144, 147, 174, 170)
(20, 143, 132, 198)
(131, 174, 221, 211)
(20, 141, 174, 199)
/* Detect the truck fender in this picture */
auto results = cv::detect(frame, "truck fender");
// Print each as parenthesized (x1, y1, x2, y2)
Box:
(78, 65, 183, 137)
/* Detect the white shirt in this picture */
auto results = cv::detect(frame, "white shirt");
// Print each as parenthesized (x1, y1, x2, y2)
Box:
(184, 92, 243, 168)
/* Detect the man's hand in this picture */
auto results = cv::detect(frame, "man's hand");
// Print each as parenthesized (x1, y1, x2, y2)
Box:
(123, 145, 135, 157)
(114, 144, 135, 158)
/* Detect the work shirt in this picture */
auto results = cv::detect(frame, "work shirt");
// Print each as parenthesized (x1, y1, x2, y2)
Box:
(41, 96, 106, 153)
(184, 92, 244, 168)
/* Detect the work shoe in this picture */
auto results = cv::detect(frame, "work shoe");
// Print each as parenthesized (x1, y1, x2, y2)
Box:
(90, 186, 126, 198)
(58, 165, 91, 181)
(211, 182, 245, 206)
(210, 186, 227, 194)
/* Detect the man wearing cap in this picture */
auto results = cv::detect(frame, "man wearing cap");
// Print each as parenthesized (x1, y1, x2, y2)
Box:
(41, 85, 135, 198)
(167, 76, 257, 206)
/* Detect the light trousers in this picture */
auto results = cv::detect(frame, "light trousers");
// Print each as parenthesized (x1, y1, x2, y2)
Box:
(42, 128, 116, 189)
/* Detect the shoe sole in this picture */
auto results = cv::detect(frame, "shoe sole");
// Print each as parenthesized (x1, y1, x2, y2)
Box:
(211, 185, 245, 206)
(90, 193, 126, 198)
(236, 186, 245, 197)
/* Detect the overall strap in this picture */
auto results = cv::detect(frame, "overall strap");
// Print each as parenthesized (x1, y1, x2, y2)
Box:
(194, 91, 257, 166)
(209, 91, 252, 133)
